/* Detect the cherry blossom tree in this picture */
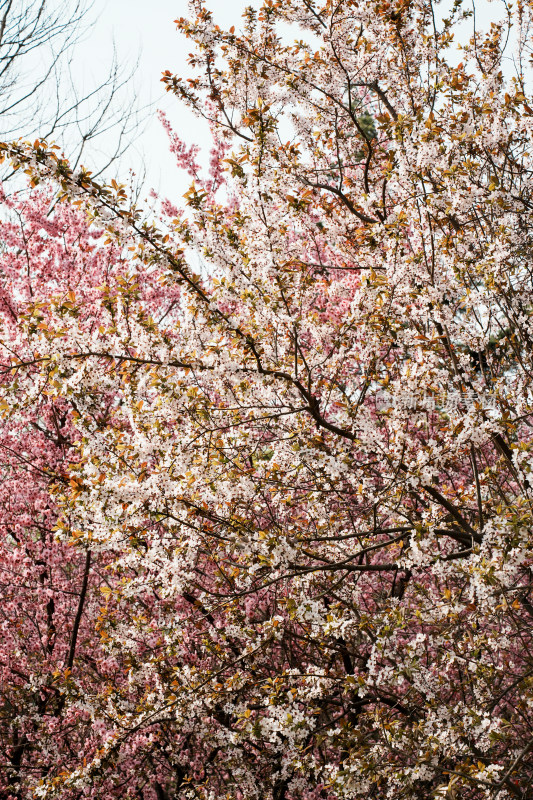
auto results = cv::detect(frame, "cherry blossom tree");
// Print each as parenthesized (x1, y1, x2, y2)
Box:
(0, 187, 179, 799)
(2, 0, 533, 798)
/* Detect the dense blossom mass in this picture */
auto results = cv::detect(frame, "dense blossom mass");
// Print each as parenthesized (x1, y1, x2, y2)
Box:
(1, 0, 533, 798)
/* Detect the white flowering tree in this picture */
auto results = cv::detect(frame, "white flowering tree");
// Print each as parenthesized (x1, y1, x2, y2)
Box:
(1, 0, 533, 798)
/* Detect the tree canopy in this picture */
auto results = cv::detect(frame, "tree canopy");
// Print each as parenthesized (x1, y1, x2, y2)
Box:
(2, 1, 533, 798)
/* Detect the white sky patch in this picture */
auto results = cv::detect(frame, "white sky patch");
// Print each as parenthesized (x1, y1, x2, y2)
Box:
(60, 0, 254, 199)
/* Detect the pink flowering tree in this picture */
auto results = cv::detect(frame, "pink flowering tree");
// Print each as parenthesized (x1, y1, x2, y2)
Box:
(2, 0, 533, 798)
(0, 187, 185, 798)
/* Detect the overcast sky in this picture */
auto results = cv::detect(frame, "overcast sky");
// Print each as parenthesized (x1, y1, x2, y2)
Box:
(69, 0, 252, 200)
